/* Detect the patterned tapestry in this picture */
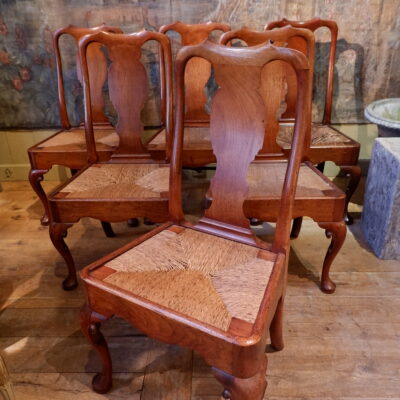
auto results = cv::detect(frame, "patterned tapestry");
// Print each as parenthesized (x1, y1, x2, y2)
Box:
(0, 0, 399, 128)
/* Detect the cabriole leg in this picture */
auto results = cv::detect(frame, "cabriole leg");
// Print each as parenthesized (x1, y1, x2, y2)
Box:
(317, 221, 347, 294)
(340, 165, 362, 225)
(49, 222, 77, 290)
(80, 303, 112, 394)
(212, 355, 268, 400)
(28, 168, 50, 226)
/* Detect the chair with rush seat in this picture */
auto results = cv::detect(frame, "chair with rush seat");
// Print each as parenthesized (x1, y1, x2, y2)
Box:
(79, 41, 311, 399)
(47, 30, 173, 290)
(147, 21, 230, 166)
(266, 17, 361, 225)
(28, 24, 122, 231)
(220, 26, 347, 294)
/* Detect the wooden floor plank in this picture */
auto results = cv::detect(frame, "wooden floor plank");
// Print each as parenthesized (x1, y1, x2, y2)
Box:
(287, 271, 400, 297)
(284, 296, 400, 323)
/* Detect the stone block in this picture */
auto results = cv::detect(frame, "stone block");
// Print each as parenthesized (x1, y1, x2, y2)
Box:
(361, 137, 400, 259)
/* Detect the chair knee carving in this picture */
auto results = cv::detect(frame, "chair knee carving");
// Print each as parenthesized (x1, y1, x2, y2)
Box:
(80, 40, 312, 399)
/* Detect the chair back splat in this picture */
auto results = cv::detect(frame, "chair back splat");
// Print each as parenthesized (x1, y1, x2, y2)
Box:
(169, 41, 312, 251)
(78, 31, 173, 164)
(220, 26, 315, 155)
(160, 21, 230, 125)
(266, 17, 338, 124)
(53, 24, 123, 129)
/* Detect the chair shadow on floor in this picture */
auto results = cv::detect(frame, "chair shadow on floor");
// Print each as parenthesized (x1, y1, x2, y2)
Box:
(287, 246, 321, 287)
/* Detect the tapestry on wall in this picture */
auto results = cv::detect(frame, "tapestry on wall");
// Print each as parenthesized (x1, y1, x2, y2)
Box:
(0, 0, 399, 128)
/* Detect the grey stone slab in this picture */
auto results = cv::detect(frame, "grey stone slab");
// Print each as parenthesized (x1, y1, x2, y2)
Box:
(361, 137, 400, 259)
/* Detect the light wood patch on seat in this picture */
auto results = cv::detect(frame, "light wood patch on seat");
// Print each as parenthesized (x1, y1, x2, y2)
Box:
(60, 163, 169, 199)
(247, 163, 333, 198)
(148, 127, 211, 150)
(38, 128, 119, 151)
(100, 226, 275, 331)
(277, 123, 353, 148)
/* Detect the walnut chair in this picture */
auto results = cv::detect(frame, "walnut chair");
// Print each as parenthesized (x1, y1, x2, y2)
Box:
(28, 24, 122, 231)
(148, 21, 230, 166)
(47, 30, 173, 291)
(220, 26, 347, 294)
(80, 40, 312, 399)
(266, 17, 361, 225)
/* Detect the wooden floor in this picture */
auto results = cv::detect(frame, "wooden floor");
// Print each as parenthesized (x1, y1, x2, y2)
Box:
(1, 178, 400, 399)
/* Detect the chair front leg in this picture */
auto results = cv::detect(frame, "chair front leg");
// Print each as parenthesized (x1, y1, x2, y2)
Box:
(49, 221, 77, 290)
(127, 218, 140, 227)
(317, 221, 347, 294)
(249, 218, 263, 226)
(290, 217, 303, 239)
(339, 165, 362, 225)
(269, 296, 284, 351)
(28, 168, 50, 226)
(212, 354, 268, 400)
(80, 303, 113, 394)
(100, 221, 115, 238)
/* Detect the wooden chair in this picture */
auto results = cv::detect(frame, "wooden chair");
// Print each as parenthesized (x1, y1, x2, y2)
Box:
(47, 30, 173, 291)
(28, 24, 122, 229)
(80, 40, 312, 399)
(266, 17, 361, 225)
(148, 21, 230, 166)
(219, 26, 347, 294)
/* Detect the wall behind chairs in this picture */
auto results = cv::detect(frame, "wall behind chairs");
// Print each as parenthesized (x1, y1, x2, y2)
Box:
(0, 0, 399, 129)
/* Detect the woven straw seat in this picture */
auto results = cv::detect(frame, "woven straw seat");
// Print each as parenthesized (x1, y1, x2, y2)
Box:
(277, 123, 353, 148)
(148, 127, 211, 151)
(54, 163, 169, 200)
(247, 162, 333, 198)
(244, 161, 345, 222)
(36, 127, 119, 152)
(148, 124, 353, 156)
(89, 224, 276, 332)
